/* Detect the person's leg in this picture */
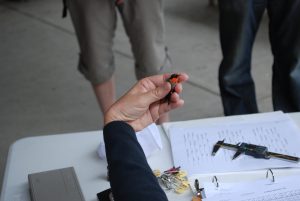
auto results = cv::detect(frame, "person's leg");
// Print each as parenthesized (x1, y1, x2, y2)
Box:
(267, 0, 300, 112)
(118, 0, 172, 124)
(156, 113, 169, 125)
(67, 0, 117, 114)
(93, 76, 116, 114)
(218, 0, 266, 115)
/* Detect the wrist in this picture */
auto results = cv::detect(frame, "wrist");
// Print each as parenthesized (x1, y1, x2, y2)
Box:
(104, 108, 121, 126)
(104, 113, 115, 126)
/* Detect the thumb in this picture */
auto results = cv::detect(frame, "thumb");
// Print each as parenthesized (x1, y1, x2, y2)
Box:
(143, 82, 171, 104)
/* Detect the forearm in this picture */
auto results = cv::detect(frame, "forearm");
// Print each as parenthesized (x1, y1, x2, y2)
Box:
(104, 121, 168, 201)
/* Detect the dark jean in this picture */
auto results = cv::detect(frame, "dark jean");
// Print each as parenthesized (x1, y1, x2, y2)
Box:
(218, 0, 300, 116)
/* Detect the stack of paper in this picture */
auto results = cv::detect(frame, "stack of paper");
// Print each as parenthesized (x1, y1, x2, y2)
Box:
(168, 112, 300, 176)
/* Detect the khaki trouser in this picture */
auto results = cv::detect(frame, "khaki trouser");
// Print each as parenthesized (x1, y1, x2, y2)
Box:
(67, 0, 172, 84)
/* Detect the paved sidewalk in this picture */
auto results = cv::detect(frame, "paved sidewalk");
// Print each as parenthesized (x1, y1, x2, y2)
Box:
(0, 0, 274, 188)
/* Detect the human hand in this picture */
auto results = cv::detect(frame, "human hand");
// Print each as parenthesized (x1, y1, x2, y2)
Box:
(104, 73, 189, 131)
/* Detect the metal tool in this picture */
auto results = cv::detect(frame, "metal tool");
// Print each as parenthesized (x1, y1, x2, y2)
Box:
(193, 179, 205, 200)
(155, 166, 189, 194)
(212, 139, 300, 162)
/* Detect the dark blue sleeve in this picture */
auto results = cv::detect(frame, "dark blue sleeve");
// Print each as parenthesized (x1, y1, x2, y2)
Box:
(104, 121, 168, 201)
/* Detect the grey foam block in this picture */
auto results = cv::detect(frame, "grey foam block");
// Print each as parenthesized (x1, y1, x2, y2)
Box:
(28, 167, 85, 201)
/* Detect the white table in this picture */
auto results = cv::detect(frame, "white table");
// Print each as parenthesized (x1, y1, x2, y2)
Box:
(1, 113, 300, 201)
(0, 126, 188, 201)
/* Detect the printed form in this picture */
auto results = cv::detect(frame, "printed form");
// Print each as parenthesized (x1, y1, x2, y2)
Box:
(203, 175, 300, 201)
(169, 112, 300, 175)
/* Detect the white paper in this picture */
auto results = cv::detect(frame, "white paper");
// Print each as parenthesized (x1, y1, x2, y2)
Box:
(163, 111, 286, 138)
(169, 112, 300, 175)
(136, 123, 163, 156)
(204, 175, 300, 201)
(98, 123, 162, 159)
